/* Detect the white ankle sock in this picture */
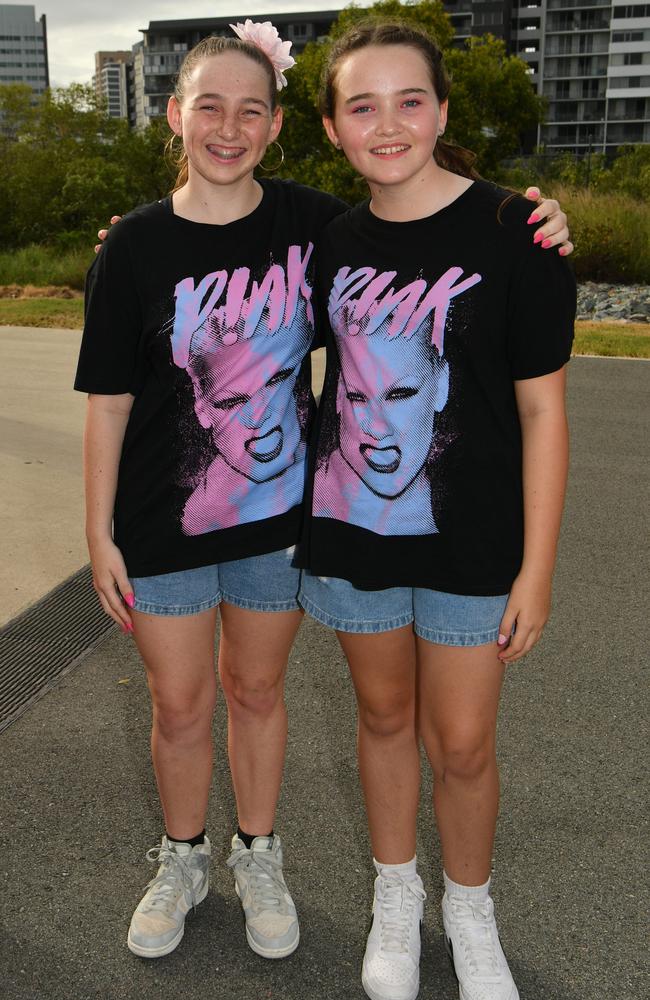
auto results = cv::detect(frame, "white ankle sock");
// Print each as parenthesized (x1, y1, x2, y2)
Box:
(443, 870, 490, 902)
(374, 855, 418, 880)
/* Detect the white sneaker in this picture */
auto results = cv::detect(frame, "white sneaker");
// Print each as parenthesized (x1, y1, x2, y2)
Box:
(227, 834, 299, 959)
(127, 835, 211, 958)
(362, 866, 426, 1000)
(442, 892, 520, 1000)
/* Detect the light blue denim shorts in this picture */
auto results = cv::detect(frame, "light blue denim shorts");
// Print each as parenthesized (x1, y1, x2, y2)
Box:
(129, 547, 301, 616)
(299, 571, 508, 647)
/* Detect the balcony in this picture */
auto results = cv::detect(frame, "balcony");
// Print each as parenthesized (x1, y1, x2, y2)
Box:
(547, 0, 610, 8)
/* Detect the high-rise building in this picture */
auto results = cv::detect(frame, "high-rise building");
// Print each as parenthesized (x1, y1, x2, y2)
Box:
(444, 0, 650, 151)
(93, 51, 131, 119)
(0, 3, 48, 96)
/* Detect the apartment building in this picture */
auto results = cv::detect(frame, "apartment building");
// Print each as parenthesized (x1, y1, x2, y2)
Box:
(0, 3, 48, 96)
(514, 0, 650, 151)
(437, 1, 650, 150)
(93, 51, 131, 119)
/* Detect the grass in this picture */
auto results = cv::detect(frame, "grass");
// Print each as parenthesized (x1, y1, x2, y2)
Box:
(572, 321, 650, 359)
(0, 301, 647, 358)
(0, 297, 84, 329)
(545, 187, 650, 285)
(0, 244, 92, 290)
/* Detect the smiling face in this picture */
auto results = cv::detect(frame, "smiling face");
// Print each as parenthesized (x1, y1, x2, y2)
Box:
(323, 44, 447, 193)
(336, 329, 449, 499)
(191, 327, 308, 483)
(167, 51, 282, 189)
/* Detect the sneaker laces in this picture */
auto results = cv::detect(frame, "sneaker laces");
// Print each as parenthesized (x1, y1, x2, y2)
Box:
(141, 843, 198, 915)
(227, 844, 286, 910)
(376, 876, 426, 955)
(451, 897, 501, 977)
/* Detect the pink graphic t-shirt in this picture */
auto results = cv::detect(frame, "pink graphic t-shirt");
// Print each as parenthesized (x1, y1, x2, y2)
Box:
(301, 181, 576, 596)
(75, 179, 345, 577)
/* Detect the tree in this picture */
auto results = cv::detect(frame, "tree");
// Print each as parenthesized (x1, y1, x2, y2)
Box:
(444, 35, 543, 176)
(0, 83, 172, 247)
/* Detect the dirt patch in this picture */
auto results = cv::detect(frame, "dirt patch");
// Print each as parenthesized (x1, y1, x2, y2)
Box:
(0, 284, 82, 300)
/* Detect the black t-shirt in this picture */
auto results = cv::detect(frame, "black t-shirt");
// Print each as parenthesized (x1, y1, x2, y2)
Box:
(75, 178, 345, 577)
(300, 180, 576, 595)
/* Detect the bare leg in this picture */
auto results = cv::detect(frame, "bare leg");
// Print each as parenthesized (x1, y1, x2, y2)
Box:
(131, 607, 219, 841)
(338, 626, 419, 864)
(218, 604, 303, 834)
(416, 638, 505, 885)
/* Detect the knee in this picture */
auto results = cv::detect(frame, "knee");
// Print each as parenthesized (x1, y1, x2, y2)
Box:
(358, 693, 415, 740)
(220, 664, 284, 720)
(152, 691, 215, 743)
(429, 731, 495, 784)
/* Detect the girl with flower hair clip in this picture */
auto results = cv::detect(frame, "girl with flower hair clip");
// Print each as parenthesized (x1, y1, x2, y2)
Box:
(84, 18, 573, 969)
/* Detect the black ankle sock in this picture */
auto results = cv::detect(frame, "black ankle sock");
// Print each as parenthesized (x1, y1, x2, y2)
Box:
(237, 826, 273, 849)
(167, 829, 205, 848)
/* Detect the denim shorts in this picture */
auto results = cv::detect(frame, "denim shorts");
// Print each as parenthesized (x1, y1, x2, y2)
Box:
(298, 571, 508, 647)
(129, 547, 301, 616)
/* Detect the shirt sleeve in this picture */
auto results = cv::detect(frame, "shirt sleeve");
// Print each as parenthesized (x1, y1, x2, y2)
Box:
(74, 219, 144, 394)
(506, 216, 577, 382)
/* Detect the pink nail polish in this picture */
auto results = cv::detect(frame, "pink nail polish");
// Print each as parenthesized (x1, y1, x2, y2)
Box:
(542, 238, 552, 249)
(559, 246, 568, 256)
(497, 633, 507, 645)
(533, 231, 543, 244)
(125, 622, 134, 633)
(527, 213, 540, 224)
(124, 593, 135, 608)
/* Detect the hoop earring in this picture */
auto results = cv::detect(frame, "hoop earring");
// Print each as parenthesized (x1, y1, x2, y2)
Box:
(259, 141, 285, 173)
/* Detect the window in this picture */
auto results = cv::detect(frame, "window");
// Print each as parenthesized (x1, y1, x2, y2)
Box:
(624, 52, 643, 64)
(613, 31, 644, 40)
(613, 5, 650, 17)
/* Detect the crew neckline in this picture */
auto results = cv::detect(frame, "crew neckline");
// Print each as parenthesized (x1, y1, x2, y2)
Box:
(163, 178, 272, 230)
(361, 178, 486, 230)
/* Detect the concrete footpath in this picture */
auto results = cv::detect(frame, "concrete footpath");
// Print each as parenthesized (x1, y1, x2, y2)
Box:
(0, 340, 648, 1000)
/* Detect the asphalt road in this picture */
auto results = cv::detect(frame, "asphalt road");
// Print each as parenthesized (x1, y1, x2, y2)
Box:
(1, 356, 648, 1000)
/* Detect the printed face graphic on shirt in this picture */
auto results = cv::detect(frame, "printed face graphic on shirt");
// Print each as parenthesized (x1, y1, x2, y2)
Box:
(170, 246, 315, 533)
(336, 330, 445, 498)
(190, 326, 306, 483)
(314, 263, 481, 536)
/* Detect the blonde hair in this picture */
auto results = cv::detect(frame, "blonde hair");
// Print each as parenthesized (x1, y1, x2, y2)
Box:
(166, 35, 279, 192)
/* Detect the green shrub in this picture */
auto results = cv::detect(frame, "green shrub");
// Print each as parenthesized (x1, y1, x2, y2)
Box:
(0, 243, 93, 289)
(550, 187, 650, 284)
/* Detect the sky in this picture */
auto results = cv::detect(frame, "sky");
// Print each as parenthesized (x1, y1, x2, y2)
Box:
(37, 1, 349, 87)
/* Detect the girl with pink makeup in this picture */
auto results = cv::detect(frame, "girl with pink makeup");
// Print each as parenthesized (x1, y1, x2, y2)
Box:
(84, 18, 572, 974)
(298, 20, 576, 1000)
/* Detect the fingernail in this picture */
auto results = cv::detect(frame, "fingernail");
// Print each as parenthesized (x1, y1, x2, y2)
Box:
(533, 231, 543, 244)
(527, 213, 540, 224)
(497, 633, 508, 645)
(126, 623, 134, 633)
(542, 238, 552, 249)
(124, 593, 135, 608)
(559, 246, 568, 256)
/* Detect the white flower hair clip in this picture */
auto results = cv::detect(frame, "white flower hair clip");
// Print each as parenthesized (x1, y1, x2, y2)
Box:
(230, 19, 296, 89)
